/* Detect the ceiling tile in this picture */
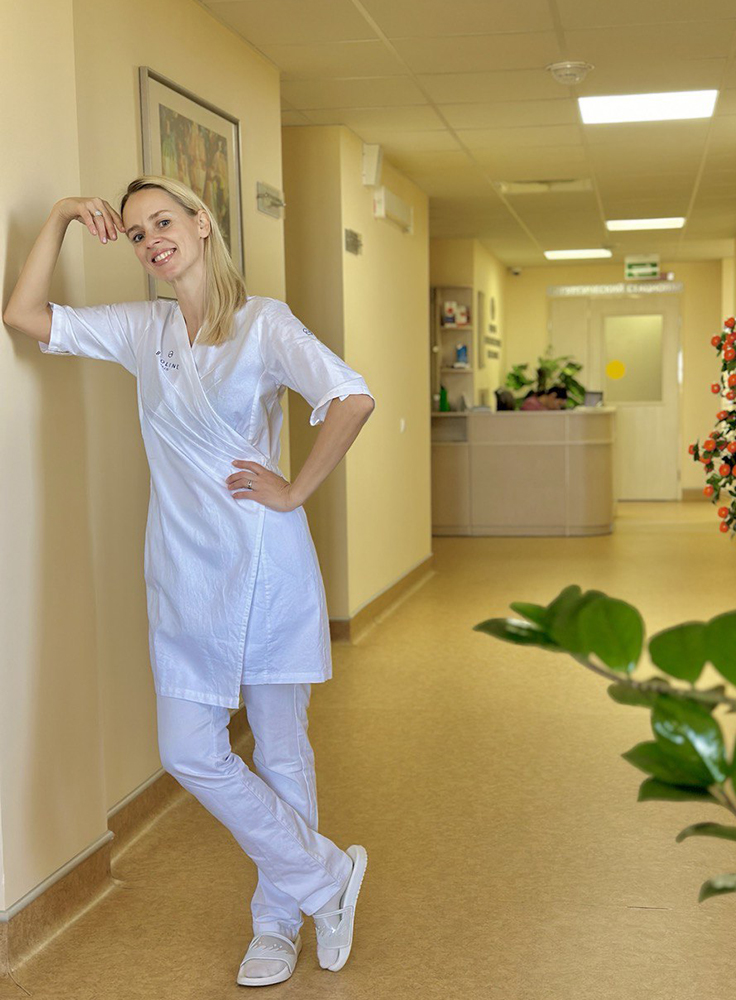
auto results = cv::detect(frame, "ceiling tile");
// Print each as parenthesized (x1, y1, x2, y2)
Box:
(359, 130, 462, 152)
(201, 0, 375, 44)
(583, 121, 711, 148)
(565, 21, 735, 64)
(359, 0, 555, 36)
(280, 76, 424, 109)
(281, 110, 313, 125)
(418, 69, 564, 104)
(456, 125, 583, 150)
(260, 40, 406, 78)
(441, 99, 578, 130)
(572, 57, 725, 96)
(557, 0, 736, 28)
(473, 146, 590, 177)
(715, 90, 736, 116)
(303, 105, 443, 128)
(391, 32, 562, 74)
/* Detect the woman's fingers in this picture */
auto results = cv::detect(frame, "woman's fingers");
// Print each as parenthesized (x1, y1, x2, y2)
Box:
(103, 199, 126, 235)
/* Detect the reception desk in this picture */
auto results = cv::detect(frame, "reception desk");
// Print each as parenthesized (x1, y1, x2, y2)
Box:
(431, 407, 615, 536)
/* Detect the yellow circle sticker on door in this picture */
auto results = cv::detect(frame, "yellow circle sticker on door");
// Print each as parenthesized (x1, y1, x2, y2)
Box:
(606, 359, 626, 380)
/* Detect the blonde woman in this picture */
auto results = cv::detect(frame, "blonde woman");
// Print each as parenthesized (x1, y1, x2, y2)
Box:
(3, 176, 373, 987)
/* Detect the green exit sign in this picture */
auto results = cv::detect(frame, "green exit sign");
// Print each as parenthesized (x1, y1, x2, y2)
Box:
(625, 254, 660, 280)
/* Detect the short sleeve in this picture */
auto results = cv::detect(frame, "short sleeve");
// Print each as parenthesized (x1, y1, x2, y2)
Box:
(259, 299, 375, 426)
(38, 300, 155, 376)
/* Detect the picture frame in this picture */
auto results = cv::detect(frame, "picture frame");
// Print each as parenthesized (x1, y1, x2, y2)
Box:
(138, 66, 245, 301)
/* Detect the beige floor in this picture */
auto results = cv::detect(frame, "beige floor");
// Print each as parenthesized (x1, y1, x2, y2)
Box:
(7, 499, 736, 999)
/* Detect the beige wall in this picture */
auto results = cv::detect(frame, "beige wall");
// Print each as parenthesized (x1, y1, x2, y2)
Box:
(1, 0, 286, 915)
(504, 261, 722, 491)
(283, 126, 431, 618)
(0, 0, 105, 915)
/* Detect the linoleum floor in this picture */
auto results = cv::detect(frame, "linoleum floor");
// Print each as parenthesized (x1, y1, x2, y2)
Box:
(8, 500, 736, 998)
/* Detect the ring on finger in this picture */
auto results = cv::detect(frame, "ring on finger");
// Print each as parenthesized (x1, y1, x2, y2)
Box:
(94, 210, 103, 216)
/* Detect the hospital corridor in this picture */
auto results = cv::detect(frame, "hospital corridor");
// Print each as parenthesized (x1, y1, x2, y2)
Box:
(6, 0, 736, 996)
(2, 502, 736, 999)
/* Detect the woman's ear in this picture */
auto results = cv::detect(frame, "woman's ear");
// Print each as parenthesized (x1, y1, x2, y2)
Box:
(198, 210, 211, 239)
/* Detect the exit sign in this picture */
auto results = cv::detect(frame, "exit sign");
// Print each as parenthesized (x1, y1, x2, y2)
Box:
(625, 254, 660, 280)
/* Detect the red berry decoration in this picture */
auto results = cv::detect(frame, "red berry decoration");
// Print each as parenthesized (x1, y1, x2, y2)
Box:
(719, 506, 729, 517)
(724, 348, 735, 362)
(712, 335, 722, 347)
(728, 442, 736, 454)
(712, 383, 721, 393)
(720, 463, 732, 477)
(718, 410, 729, 420)
(728, 391, 736, 400)
(689, 443, 697, 454)
(726, 317, 736, 329)
(729, 375, 736, 388)
(721, 520, 730, 532)
(705, 438, 717, 450)
(705, 485, 715, 496)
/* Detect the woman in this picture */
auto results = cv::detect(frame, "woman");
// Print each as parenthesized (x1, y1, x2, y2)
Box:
(3, 176, 374, 987)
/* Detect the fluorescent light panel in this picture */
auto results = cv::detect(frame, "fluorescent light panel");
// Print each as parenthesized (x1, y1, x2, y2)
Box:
(579, 89, 717, 124)
(606, 217, 685, 231)
(544, 249, 612, 260)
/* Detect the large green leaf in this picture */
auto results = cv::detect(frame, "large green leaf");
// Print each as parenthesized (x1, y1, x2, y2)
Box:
(649, 622, 708, 682)
(622, 740, 714, 787)
(676, 822, 736, 844)
(509, 602, 550, 629)
(699, 874, 736, 903)
(578, 595, 644, 673)
(638, 778, 720, 805)
(651, 695, 729, 784)
(473, 618, 560, 649)
(546, 586, 605, 655)
(706, 612, 736, 684)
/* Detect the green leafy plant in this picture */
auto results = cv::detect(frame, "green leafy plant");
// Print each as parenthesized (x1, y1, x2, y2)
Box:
(504, 348, 586, 408)
(474, 585, 736, 903)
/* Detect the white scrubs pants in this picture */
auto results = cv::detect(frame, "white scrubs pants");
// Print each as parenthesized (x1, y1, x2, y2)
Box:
(156, 682, 353, 941)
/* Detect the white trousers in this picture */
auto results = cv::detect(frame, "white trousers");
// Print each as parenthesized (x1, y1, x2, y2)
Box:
(156, 682, 353, 941)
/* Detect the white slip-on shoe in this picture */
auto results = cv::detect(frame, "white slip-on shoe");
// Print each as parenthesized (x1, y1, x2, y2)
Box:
(312, 844, 368, 972)
(236, 931, 302, 987)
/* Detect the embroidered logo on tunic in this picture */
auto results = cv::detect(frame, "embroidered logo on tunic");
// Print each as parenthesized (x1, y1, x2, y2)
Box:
(302, 326, 317, 340)
(155, 349, 180, 371)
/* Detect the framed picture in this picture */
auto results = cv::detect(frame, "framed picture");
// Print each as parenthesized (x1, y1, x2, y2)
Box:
(138, 66, 245, 300)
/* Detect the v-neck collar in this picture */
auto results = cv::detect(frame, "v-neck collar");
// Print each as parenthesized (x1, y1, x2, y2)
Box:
(172, 300, 203, 349)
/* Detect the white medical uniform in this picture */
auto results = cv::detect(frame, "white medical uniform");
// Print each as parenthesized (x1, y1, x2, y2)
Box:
(39, 295, 374, 707)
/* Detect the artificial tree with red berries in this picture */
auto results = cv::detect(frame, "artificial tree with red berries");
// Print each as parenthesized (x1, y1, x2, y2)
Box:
(690, 316, 736, 535)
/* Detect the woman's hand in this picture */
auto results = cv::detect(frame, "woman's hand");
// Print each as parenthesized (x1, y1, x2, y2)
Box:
(55, 197, 125, 245)
(226, 460, 298, 512)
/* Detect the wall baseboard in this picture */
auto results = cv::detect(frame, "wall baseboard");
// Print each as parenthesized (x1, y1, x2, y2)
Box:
(329, 553, 434, 642)
(681, 488, 709, 501)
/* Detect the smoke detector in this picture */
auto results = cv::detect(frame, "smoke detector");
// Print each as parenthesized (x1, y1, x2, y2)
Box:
(546, 61, 594, 86)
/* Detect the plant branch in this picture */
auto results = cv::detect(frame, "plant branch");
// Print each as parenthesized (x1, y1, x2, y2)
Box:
(571, 654, 736, 711)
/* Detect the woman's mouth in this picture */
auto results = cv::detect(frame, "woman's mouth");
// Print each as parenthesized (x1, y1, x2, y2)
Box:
(151, 248, 176, 266)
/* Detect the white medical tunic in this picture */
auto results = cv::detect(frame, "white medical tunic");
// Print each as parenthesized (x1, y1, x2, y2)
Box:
(38, 295, 374, 707)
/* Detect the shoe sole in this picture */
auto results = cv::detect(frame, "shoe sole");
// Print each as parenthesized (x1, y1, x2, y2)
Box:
(325, 844, 368, 972)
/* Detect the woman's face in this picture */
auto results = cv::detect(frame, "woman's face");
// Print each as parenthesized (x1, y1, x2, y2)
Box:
(122, 188, 210, 281)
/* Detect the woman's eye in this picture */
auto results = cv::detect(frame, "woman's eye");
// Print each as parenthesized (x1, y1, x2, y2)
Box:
(159, 219, 170, 227)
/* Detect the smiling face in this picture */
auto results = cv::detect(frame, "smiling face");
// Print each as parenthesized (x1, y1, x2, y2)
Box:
(122, 187, 210, 281)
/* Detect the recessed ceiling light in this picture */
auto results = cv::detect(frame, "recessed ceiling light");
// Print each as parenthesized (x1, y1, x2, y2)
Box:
(579, 90, 718, 124)
(544, 249, 613, 260)
(605, 217, 685, 231)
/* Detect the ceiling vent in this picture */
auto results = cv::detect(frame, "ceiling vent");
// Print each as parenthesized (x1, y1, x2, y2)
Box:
(496, 179, 593, 195)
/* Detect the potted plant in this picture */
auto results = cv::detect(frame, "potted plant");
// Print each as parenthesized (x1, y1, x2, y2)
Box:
(475, 584, 736, 903)
(502, 347, 586, 410)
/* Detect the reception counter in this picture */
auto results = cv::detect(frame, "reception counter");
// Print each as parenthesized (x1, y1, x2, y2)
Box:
(431, 407, 615, 536)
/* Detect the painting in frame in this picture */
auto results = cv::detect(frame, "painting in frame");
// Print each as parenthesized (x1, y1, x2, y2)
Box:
(138, 65, 245, 301)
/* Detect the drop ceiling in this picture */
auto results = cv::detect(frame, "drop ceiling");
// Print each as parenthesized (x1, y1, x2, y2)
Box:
(198, 0, 736, 266)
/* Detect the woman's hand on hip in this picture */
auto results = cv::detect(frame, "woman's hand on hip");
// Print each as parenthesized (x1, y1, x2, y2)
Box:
(226, 460, 298, 512)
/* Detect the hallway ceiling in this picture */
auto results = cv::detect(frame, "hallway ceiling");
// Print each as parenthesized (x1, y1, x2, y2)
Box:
(198, 0, 736, 266)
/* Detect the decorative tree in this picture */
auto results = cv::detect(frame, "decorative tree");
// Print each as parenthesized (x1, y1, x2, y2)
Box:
(690, 316, 736, 535)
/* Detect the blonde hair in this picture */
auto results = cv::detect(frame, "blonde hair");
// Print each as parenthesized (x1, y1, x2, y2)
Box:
(120, 174, 247, 347)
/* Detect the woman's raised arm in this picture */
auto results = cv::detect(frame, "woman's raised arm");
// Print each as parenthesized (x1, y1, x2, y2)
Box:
(3, 197, 124, 344)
